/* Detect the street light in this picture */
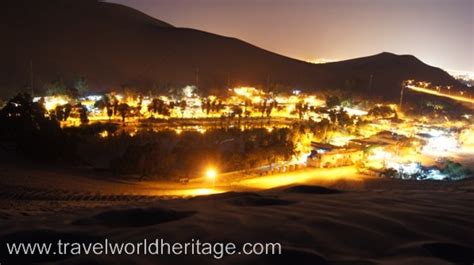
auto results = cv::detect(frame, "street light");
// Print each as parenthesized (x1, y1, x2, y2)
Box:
(206, 168, 217, 188)
(206, 168, 217, 180)
(399, 81, 406, 111)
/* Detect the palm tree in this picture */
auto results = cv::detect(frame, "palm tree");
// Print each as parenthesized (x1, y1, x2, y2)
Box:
(118, 103, 130, 123)
(179, 100, 187, 118)
(55, 105, 64, 121)
(64, 104, 72, 121)
(232, 106, 243, 124)
(77, 104, 89, 125)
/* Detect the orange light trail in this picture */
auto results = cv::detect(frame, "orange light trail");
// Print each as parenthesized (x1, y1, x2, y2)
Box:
(407, 85, 474, 104)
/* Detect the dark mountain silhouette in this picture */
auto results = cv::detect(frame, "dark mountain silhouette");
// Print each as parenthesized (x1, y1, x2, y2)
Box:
(0, 0, 464, 100)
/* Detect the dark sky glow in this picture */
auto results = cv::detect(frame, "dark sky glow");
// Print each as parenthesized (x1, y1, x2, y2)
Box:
(109, 0, 474, 72)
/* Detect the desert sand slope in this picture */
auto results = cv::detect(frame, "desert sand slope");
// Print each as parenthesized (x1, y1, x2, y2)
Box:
(0, 0, 463, 99)
(0, 163, 473, 265)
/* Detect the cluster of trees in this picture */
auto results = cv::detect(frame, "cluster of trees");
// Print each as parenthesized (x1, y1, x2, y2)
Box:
(40, 99, 89, 125)
(110, 128, 295, 179)
(94, 95, 140, 123)
(2, 88, 471, 183)
(368, 105, 398, 119)
(36, 89, 373, 127)
(406, 99, 467, 121)
(201, 98, 224, 116)
(200, 97, 279, 120)
(44, 76, 89, 97)
(325, 95, 341, 108)
(291, 95, 355, 125)
(93, 95, 191, 122)
(254, 99, 278, 118)
(442, 161, 471, 180)
(148, 98, 171, 117)
(328, 108, 354, 127)
(0, 93, 75, 160)
(53, 104, 72, 122)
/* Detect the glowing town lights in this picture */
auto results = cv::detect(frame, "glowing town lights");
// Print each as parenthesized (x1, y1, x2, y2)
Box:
(129, 129, 138, 137)
(370, 147, 393, 160)
(292, 152, 311, 165)
(329, 135, 353, 147)
(293, 131, 313, 163)
(459, 128, 474, 146)
(251, 95, 262, 104)
(85, 95, 103, 101)
(365, 147, 395, 169)
(303, 96, 324, 106)
(424, 169, 447, 180)
(33, 96, 71, 111)
(182, 85, 197, 98)
(37, 84, 343, 127)
(422, 134, 459, 156)
(387, 162, 421, 176)
(233, 87, 260, 98)
(292, 90, 301, 95)
(19, 79, 474, 184)
(345, 107, 368, 116)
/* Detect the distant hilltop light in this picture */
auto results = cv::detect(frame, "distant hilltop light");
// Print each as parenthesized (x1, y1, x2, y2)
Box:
(304, 58, 338, 64)
(446, 69, 474, 82)
(446, 69, 474, 88)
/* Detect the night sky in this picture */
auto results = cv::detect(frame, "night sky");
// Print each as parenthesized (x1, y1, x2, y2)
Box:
(109, 0, 474, 72)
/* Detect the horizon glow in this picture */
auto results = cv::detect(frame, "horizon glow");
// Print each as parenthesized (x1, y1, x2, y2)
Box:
(109, 0, 474, 72)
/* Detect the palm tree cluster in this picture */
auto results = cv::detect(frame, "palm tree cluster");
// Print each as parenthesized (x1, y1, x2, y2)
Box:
(110, 128, 295, 179)
(0, 93, 74, 160)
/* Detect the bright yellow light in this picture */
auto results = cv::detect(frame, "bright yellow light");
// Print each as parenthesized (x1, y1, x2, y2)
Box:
(176, 188, 223, 196)
(460, 128, 474, 146)
(197, 127, 206, 134)
(206, 168, 217, 180)
(99, 130, 109, 138)
(233, 87, 259, 98)
(328, 133, 353, 147)
(40, 95, 70, 111)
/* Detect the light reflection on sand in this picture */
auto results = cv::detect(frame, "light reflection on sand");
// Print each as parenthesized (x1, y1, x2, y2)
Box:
(146, 167, 365, 196)
(236, 166, 363, 189)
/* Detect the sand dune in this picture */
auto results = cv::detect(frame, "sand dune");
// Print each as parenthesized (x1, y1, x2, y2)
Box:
(0, 162, 473, 264)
